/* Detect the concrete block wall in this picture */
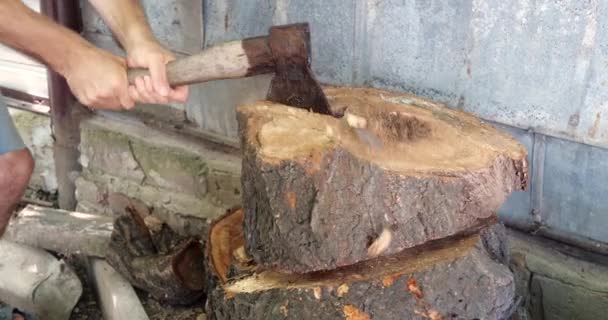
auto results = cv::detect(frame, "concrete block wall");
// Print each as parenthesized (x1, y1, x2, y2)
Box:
(509, 230, 608, 320)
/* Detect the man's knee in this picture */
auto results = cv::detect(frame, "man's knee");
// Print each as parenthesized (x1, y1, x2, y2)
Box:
(15, 148, 35, 183)
(0, 147, 35, 190)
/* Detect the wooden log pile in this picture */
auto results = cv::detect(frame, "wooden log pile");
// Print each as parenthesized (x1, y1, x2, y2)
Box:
(205, 86, 528, 319)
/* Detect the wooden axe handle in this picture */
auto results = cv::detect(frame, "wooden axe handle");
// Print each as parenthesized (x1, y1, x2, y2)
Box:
(127, 37, 275, 87)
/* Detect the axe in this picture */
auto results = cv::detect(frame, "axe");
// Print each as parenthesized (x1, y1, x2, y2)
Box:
(127, 23, 336, 117)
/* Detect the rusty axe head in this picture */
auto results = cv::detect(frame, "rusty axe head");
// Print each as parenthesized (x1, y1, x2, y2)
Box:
(265, 23, 341, 118)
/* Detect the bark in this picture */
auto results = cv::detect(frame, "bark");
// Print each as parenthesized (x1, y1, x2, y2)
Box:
(238, 86, 529, 273)
(105, 202, 206, 305)
(206, 210, 515, 320)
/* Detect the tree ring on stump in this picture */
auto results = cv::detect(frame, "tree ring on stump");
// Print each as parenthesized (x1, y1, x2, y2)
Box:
(238, 86, 528, 273)
(206, 209, 515, 320)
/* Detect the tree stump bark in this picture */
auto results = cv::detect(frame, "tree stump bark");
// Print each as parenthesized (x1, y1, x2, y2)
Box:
(238, 86, 528, 273)
(206, 208, 515, 320)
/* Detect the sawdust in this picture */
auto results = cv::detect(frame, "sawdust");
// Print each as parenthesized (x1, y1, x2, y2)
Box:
(337, 284, 350, 297)
(343, 305, 371, 320)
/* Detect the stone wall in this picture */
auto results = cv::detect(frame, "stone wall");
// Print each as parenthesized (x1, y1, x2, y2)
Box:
(8, 108, 56, 194)
(75, 114, 241, 235)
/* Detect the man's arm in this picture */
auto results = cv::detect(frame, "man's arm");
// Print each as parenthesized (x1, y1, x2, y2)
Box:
(0, 0, 134, 109)
(87, 0, 154, 54)
(88, 0, 188, 104)
(0, 1, 87, 76)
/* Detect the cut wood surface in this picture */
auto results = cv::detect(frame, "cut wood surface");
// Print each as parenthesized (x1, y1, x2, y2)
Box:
(208, 207, 247, 284)
(4, 205, 113, 257)
(238, 86, 528, 273)
(206, 210, 515, 320)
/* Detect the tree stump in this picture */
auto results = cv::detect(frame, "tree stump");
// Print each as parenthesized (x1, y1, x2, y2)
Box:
(238, 86, 528, 273)
(206, 208, 515, 320)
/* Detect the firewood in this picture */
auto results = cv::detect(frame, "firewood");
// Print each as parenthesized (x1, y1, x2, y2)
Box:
(105, 200, 206, 305)
(205, 209, 515, 320)
(238, 86, 528, 273)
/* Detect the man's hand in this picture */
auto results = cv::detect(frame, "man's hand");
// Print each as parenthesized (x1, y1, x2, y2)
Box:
(63, 46, 135, 110)
(0, 0, 189, 110)
(63, 41, 189, 110)
(126, 40, 188, 105)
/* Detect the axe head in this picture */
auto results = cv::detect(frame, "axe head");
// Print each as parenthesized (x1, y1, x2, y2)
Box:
(266, 23, 341, 117)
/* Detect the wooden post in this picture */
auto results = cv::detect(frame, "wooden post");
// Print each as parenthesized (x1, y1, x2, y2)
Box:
(40, 0, 84, 210)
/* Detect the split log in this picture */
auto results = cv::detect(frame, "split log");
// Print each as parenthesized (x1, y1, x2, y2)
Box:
(206, 209, 515, 320)
(4, 205, 113, 257)
(105, 201, 206, 305)
(208, 207, 247, 284)
(238, 86, 528, 273)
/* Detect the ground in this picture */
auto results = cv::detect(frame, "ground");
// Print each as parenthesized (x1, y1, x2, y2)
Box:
(2, 188, 207, 320)
(67, 256, 206, 320)
(0, 254, 206, 320)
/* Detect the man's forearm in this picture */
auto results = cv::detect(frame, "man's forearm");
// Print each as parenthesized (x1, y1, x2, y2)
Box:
(0, 0, 94, 76)
(88, 0, 156, 52)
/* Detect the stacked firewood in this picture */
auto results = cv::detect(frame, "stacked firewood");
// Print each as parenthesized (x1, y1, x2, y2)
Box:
(205, 87, 528, 320)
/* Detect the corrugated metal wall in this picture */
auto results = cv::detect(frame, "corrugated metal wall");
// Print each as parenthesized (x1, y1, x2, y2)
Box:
(73, 0, 608, 250)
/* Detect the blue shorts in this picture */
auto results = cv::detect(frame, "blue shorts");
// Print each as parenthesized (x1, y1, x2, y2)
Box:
(0, 98, 26, 155)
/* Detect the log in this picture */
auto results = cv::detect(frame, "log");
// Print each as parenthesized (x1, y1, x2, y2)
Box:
(4, 205, 113, 257)
(105, 203, 207, 305)
(206, 209, 516, 320)
(238, 86, 528, 273)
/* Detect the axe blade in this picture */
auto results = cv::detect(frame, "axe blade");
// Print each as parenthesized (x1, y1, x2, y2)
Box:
(266, 23, 339, 117)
